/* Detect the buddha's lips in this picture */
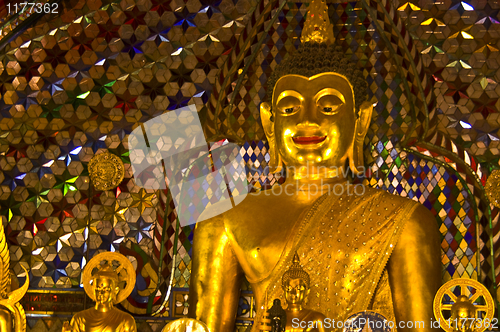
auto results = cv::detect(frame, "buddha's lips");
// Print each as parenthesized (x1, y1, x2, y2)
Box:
(292, 136, 327, 145)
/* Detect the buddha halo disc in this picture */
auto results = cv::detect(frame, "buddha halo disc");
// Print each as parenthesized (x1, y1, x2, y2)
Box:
(485, 169, 500, 208)
(433, 278, 494, 332)
(82, 252, 136, 304)
(88, 151, 125, 191)
(300, 0, 335, 45)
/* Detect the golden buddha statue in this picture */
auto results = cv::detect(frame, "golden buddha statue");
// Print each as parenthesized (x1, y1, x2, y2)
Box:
(0, 220, 29, 332)
(62, 252, 137, 332)
(188, 0, 441, 331)
(281, 253, 327, 332)
(450, 295, 477, 332)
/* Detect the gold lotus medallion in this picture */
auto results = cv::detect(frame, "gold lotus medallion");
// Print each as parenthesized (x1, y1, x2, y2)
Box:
(485, 169, 500, 208)
(89, 152, 125, 191)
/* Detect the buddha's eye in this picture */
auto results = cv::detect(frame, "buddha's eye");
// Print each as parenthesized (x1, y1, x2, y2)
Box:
(322, 105, 340, 113)
(318, 94, 344, 114)
(281, 105, 299, 115)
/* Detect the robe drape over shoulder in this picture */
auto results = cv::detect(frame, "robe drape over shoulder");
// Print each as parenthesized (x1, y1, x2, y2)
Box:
(249, 187, 420, 332)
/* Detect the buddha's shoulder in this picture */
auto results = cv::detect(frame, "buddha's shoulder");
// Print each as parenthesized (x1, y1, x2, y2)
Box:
(195, 191, 302, 238)
(111, 308, 135, 321)
(360, 186, 421, 208)
(360, 186, 434, 224)
(111, 307, 133, 316)
(72, 307, 93, 318)
(197, 191, 286, 223)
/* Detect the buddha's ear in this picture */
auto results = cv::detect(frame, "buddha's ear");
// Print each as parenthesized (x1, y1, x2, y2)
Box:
(349, 101, 373, 175)
(260, 102, 273, 139)
(260, 102, 282, 173)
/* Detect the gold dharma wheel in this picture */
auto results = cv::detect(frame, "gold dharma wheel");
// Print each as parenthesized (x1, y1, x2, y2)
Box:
(433, 278, 495, 332)
(88, 151, 125, 191)
(485, 169, 500, 208)
(162, 318, 209, 332)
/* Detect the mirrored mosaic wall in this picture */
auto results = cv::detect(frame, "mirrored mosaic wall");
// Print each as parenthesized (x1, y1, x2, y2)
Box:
(0, 0, 498, 318)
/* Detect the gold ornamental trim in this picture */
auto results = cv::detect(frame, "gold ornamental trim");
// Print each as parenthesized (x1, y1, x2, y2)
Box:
(485, 169, 500, 208)
(88, 152, 125, 191)
(433, 278, 495, 332)
(82, 252, 136, 304)
(0, 266, 29, 307)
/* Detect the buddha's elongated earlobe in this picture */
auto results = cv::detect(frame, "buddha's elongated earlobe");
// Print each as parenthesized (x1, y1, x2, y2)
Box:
(260, 102, 283, 174)
(349, 101, 373, 174)
(114, 286, 120, 301)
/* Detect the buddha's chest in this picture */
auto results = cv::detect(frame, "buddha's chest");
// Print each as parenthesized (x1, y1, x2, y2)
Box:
(225, 196, 329, 283)
(225, 190, 403, 289)
(76, 309, 134, 332)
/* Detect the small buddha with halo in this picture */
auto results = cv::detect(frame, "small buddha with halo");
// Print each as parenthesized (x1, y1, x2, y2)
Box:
(62, 252, 137, 332)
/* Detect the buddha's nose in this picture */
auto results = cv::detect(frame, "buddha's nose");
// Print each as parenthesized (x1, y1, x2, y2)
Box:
(297, 119, 320, 135)
(297, 99, 320, 124)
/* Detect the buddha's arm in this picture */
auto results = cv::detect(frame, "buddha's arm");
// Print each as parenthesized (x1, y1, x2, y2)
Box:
(388, 204, 441, 332)
(0, 308, 12, 332)
(124, 315, 137, 332)
(63, 314, 82, 332)
(188, 215, 243, 332)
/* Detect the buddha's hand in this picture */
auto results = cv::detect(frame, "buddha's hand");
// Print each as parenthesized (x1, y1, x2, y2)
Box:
(62, 321, 73, 332)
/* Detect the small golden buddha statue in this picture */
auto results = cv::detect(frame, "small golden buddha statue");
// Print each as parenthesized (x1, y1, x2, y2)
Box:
(62, 252, 137, 332)
(189, 0, 441, 331)
(281, 253, 327, 332)
(0, 221, 29, 332)
(450, 295, 477, 332)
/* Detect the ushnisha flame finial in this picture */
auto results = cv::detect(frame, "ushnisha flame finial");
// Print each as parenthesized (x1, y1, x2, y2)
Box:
(301, 0, 335, 45)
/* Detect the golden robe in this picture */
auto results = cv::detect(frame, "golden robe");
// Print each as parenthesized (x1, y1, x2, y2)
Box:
(68, 307, 137, 332)
(251, 187, 420, 331)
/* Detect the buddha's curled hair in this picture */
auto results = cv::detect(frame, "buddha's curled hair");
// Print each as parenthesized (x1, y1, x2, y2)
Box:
(266, 43, 368, 111)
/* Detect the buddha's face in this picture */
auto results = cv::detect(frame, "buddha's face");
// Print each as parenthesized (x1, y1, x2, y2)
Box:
(272, 73, 356, 171)
(284, 278, 309, 305)
(94, 276, 118, 305)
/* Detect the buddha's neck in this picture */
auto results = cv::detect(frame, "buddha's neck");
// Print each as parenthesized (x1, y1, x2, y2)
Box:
(95, 302, 114, 313)
(287, 303, 303, 312)
(282, 168, 349, 199)
(285, 164, 349, 182)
